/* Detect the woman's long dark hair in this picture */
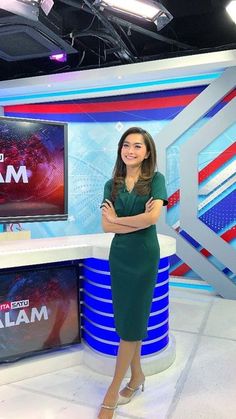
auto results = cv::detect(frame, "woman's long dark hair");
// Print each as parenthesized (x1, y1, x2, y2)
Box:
(111, 127, 157, 201)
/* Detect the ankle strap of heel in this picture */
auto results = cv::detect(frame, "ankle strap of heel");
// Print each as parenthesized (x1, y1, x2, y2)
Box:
(101, 404, 117, 410)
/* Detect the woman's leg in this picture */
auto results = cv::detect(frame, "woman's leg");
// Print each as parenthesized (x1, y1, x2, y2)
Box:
(130, 341, 144, 378)
(98, 339, 138, 418)
(119, 341, 145, 398)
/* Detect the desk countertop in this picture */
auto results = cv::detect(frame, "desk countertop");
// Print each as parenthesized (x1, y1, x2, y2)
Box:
(0, 233, 176, 269)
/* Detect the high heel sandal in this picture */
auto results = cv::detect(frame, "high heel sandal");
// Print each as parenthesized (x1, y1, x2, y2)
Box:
(98, 403, 117, 418)
(117, 380, 145, 405)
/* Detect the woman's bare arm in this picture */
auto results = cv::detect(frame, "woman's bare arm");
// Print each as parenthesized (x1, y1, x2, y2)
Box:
(102, 216, 144, 233)
(115, 200, 163, 228)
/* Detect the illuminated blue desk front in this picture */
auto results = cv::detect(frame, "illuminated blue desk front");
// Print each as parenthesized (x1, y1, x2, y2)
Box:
(81, 255, 170, 357)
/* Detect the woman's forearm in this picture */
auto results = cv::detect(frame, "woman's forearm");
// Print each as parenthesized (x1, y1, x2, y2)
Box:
(113, 201, 163, 228)
(114, 212, 153, 228)
(102, 219, 144, 234)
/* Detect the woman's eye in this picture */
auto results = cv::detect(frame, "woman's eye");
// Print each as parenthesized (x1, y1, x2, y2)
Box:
(123, 144, 129, 148)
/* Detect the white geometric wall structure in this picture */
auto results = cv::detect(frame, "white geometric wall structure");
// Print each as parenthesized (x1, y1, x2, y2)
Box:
(157, 67, 236, 299)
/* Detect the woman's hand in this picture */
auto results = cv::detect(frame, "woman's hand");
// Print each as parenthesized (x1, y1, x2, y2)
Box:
(101, 199, 117, 223)
(145, 197, 155, 213)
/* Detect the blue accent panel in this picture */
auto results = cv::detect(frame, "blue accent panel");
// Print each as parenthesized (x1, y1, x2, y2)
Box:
(83, 318, 120, 342)
(83, 304, 115, 328)
(82, 330, 118, 356)
(199, 190, 236, 233)
(180, 230, 201, 248)
(170, 281, 214, 291)
(141, 335, 169, 356)
(153, 282, 169, 298)
(83, 279, 112, 300)
(8, 107, 185, 123)
(83, 291, 113, 314)
(151, 295, 169, 312)
(169, 254, 181, 266)
(205, 102, 227, 118)
(222, 267, 233, 275)
(158, 257, 169, 269)
(84, 258, 110, 272)
(148, 309, 168, 327)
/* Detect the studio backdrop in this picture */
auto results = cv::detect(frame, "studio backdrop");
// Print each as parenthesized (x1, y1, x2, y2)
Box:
(4, 77, 236, 285)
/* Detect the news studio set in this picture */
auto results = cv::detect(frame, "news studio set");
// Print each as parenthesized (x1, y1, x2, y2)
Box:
(0, 0, 236, 418)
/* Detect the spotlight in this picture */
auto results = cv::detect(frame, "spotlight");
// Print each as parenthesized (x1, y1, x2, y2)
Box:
(226, 1, 236, 24)
(95, 0, 173, 30)
(49, 52, 67, 62)
(0, 0, 54, 21)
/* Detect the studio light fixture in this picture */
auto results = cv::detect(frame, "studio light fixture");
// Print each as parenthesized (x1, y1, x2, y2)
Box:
(0, 0, 54, 21)
(49, 52, 67, 62)
(95, 0, 173, 30)
(226, 1, 236, 24)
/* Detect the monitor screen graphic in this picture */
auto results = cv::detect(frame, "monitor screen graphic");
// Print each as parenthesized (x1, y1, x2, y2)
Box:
(0, 116, 68, 223)
(0, 263, 80, 363)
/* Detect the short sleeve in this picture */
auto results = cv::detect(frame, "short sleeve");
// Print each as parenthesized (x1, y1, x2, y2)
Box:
(101, 179, 112, 205)
(151, 172, 168, 206)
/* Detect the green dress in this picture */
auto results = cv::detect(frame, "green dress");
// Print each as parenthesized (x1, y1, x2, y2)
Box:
(102, 171, 168, 341)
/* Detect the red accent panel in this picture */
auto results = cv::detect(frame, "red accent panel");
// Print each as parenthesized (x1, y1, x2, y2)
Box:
(168, 142, 236, 210)
(171, 226, 235, 275)
(221, 225, 236, 242)
(4, 94, 198, 114)
(223, 89, 236, 102)
(170, 263, 191, 276)
(167, 190, 180, 209)
(200, 248, 211, 257)
(198, 142, 236, 183)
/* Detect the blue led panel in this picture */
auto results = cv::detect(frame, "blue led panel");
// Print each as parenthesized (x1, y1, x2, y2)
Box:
(82, 330, 169, 356)
(82, 267, 111, 285)
(158, 257, 169, 270)
(83, 304, 115, 328)
(148, 308, 168, 327)
(151, 295, 169, 312)
(83, 280, 112, 300)
(153, 282, 169, 298)
(81, 257, 170, 357)
(83, 291, 114, 314)
(141, 335, 169, 356)
(84, 258, 110, 272)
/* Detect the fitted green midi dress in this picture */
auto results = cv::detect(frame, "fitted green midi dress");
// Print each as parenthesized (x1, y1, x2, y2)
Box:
(103, 171, 168, 341)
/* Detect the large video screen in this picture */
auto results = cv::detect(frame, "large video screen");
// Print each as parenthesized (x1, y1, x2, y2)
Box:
(0, 263, 80, 363)
(0, 116, 68, 223)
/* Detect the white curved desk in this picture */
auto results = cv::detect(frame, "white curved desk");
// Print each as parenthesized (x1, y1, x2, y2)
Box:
(0, 233, 176, 377)
(0, 233, 176, 268)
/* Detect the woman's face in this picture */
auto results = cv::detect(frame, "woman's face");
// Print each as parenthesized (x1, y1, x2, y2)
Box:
(120, 133, 149, 168)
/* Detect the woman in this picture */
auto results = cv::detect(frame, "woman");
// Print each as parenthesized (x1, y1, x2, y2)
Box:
(99, 127, 168, 419)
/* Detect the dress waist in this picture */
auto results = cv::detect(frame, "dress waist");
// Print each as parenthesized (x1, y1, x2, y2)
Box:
(114, 225, 157, 241)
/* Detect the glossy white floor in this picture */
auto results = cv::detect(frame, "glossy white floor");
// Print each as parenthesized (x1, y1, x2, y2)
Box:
(1, 282, 236, 419)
